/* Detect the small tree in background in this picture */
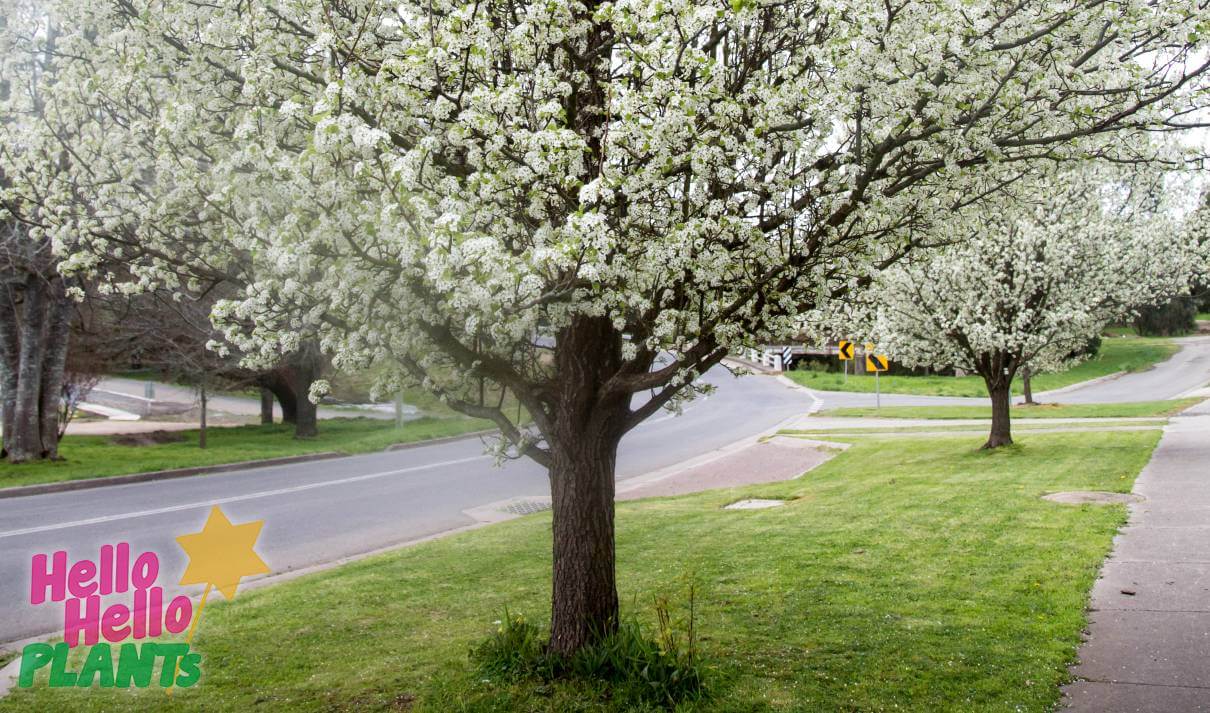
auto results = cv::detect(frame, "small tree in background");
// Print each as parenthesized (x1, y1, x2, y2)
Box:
(1134, 296, 1198, 337)
(871, 167, 1198, 448)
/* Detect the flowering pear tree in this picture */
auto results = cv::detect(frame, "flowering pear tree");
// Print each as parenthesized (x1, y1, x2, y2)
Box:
(0, 5, 78, 463)
(870, 167, 1199, 448)
(12, 0, 1210, 652)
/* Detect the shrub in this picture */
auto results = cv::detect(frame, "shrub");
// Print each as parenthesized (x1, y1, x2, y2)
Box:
(471, 588, 704, 709)
(1134, 296, 1197, 336)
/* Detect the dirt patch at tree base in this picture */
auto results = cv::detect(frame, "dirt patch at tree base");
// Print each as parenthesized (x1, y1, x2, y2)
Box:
(110, 430, 188, 447)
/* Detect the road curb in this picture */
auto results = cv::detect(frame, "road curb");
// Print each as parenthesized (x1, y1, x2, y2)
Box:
(383, 428, 498, 451)
(1031, 370, 1126, 399)
(0, 452, 347, 500)
(0, 426, 507, 501)
(774, 374, 825, 413)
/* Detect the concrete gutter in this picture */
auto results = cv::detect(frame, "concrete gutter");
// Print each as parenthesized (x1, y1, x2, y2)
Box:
(774, 374, 824, 414)
(0, 452, 346, 500)
(1030, 370, 1127, 400)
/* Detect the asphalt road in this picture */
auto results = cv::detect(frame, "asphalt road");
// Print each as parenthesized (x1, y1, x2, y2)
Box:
(0, 367, 811, 644)
(804, 335, 1210, 410)
(1047, 335, 1210, 404)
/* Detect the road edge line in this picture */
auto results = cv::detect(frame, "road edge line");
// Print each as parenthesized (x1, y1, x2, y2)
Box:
(0, 428, 502, 501)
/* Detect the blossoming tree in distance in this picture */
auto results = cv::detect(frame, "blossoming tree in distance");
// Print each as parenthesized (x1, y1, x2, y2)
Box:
(869, 166, 1201, 449)
(6, 0, 1209, 652)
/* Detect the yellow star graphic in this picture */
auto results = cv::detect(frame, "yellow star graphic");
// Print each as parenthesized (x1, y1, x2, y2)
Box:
(176, 506, 270, 600)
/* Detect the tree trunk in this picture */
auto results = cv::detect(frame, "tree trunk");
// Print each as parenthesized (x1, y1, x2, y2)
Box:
(548, 433, 622, 656)
(288, 344, 322, 439)
(259, 388, 274, 424)
(1021, 366, 1035, 405)
(9, 274, 46, 462)
(37, 280, 71, 459)
(984, 380, 1013, 449)
(257, 343, 323, 438)
(267, 376, 298, 424)
(293, 389, 318, 438)
(198, 384, 208, 449)
(0, 281, 20, 459)
(546, 316, 627, 656)
(0, 274, 72, 463)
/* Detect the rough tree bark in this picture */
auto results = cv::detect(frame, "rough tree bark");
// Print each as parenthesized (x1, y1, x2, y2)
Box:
(10, 272, 47, 461)
(1021, 366, 1035, 405)
(198, 384, 208, 449)
(288, 344, 322, 439)
(546, 316, 628, 656)
(259, 387, 274, 424)
(37, 279, 71, 459)
(261, 372, 298, 424)
(1, 272, 72, 463)
(255, 342, 323, 438)
(0, 280, 20, 458)
(982, 376, 1014, 449)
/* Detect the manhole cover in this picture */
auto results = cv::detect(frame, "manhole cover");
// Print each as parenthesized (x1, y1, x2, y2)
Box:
(1042, 491, 1144, 505)
(724, 499, 787, 510)
(500, 499, 553, 516)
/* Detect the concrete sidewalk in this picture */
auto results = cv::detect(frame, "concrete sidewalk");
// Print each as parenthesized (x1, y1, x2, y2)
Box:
(1063, 406, 1210, 711)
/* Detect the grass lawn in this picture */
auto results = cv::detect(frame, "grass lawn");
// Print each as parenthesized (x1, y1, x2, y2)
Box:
(3, 431, 1157, 712)
(820, 399, 1201, 420)
(786, 336, 1176, 397)
(781, 419, 1163, 436)
(0, 417, 490, 490)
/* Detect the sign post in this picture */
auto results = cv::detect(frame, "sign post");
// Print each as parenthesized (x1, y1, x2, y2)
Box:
(865, 352, 890, 410)
(837, 340, 853, 383)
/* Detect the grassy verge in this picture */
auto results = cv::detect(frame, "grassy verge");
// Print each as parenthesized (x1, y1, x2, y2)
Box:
(3, 431, 1157, 711)
(820, 399, 1200, 420)
(786, 336, 1176, 396)
(782, 419, 1163, 436)
(0, 417, 490, 490)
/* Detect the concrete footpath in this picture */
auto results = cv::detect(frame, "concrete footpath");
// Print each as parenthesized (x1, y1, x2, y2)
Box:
(1063, 402, 1210, 711)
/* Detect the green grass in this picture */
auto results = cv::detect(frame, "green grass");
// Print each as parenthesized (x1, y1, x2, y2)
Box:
(821, 399, 1201, 420)
(0, 417, 490, 490)
(782, 419, 1163, 436)
(787, 336, 1176, 396)
(1198, 313, 1210, 322)
(2, 431, 1158, 711)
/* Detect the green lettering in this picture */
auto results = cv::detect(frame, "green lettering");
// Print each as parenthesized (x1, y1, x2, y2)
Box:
(48, 643, 77, 687)
(17, 643, 53, 687)
(157, 643, 189, 688)
(115, 643, 157, 688)
(76, 643, 114, 688)
(174, 649, 202, 688)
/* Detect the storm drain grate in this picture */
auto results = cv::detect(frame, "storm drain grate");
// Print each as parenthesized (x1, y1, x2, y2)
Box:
(500, 499, 552, 516)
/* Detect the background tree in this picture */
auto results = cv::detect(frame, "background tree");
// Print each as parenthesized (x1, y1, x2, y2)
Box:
(15, 0, 1210, 654)
(0, 5, 75, 462)
(0, 1, 328, 441)
(870, 167, 1198, 448)
(113, 289, 256, 448)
